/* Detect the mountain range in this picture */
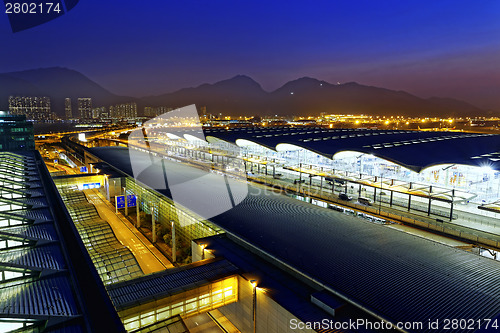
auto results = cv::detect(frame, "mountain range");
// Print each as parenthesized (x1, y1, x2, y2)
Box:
(0, 67, 491, 118)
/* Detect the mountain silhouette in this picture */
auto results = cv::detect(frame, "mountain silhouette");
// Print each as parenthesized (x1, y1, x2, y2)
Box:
(146, 76, 485, 117)
(0, 68, 488, 118)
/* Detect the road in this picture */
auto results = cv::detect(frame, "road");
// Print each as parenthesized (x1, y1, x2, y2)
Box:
(84, 188, 174, 274)
(183, 310, 240, 333)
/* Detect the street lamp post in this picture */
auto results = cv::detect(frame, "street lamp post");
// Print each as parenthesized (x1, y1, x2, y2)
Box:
(200, 243, 207, 260)
(123, 187, 128, 216)
(379, 173, 383, 215)
(250, 280, 257, 333)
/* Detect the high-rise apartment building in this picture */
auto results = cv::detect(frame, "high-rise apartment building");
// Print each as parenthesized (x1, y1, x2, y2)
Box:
(92, 106, 108, 119)
(144, 106, 172, 117)
(143, 106, 154, 117)
(65, 98, 72, 119)
(8, 96, 54, 121)
(78, 97, 93, 119)
(109, 102, 137, 119)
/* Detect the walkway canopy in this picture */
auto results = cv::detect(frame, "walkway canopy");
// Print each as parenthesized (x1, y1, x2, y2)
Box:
(196, 127, 500, 172)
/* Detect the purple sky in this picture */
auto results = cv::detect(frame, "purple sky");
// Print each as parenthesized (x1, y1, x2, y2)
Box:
(0, 0, 499, 109)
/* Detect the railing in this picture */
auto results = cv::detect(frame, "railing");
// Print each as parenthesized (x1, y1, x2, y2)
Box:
(248, 174, 500, 250)
(104, 142, 500, 250)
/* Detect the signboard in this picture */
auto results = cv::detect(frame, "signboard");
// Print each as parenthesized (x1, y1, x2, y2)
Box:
(127, 195, 136, 207)
(82, 182, 101, 190)
(116, 195, 125, 209)
(80, 166, 88, 173)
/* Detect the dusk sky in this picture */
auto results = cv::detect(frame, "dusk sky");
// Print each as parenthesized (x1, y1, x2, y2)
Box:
(1, 1, 499, 109)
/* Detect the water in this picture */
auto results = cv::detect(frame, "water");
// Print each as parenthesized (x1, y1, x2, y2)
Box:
(33, 122, 105, 135)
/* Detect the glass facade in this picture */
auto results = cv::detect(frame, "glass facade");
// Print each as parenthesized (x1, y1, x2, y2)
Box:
(125, 178, 223, 254)
(120, 276, 238, 332)
(0, 112, 35, 151)
(53, 174, 104, 191)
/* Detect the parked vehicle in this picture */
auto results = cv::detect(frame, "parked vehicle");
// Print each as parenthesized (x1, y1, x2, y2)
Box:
(325, 177, 346, 186)
(338, 193, 352, 201)
(358, 197, 372, 206)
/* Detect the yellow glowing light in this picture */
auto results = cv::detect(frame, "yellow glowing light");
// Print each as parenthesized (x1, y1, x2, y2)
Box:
(329, 124, 333, 128)
(448, 119, 453, 123)
(406, 121, 409, 125)
(355, 120, 360, 124)
(384, 120, 390, 125)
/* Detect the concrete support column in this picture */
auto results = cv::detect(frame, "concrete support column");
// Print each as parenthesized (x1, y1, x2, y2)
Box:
(124, 189, 128, 217)
(105, 176, 110, 201)
(136, 195, 140, 228)
(152, 206, 156, 243)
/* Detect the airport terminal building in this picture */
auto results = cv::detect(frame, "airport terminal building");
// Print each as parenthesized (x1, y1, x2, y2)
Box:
(71, 124, 500, 332)
(9, 115, 499, 332)
(129, 126, 500, 224)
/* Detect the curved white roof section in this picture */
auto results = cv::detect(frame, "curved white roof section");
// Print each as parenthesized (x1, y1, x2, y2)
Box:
(276, 143, 303, 152)
(183, 133, 206, 142)
(165, 132, 184, 140)
(235, 139, 277, 153)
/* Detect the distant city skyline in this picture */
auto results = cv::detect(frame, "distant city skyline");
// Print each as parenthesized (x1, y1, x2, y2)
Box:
(0, 1, 499, 110)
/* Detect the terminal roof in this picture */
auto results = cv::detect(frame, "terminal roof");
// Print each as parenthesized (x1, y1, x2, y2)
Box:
(196, 127, 500, 172)
(90, 146, 500, 332)
(0, 151, 124, 332)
